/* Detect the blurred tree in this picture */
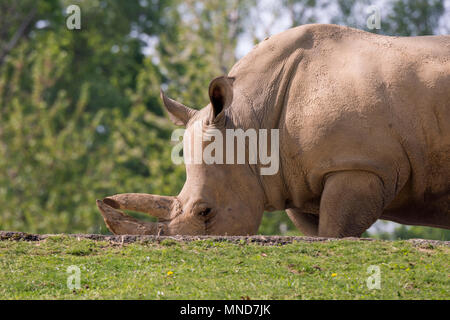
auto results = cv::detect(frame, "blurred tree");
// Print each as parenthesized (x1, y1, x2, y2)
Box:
(391, 225, 450, 241)
(369, 225, 450, 241)
(331, 0, 446, 35)
(0, 0, 61, 66)
(0, 33, 186, 233)
(0, 0, 186, 233)
(284, 0, 321, 26)
(384, 0, 445, 35)
(157, 0, 254, 108)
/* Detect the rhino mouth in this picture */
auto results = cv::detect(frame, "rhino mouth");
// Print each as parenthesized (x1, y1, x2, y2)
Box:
(203, 211, 216, 234)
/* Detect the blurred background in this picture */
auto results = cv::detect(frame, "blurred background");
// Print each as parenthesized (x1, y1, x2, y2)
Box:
(0, 0, 449, 239)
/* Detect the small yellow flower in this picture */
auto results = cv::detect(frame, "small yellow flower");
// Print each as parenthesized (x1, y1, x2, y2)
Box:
(331, 273, 337, 277)
(167, 271, 174, 276)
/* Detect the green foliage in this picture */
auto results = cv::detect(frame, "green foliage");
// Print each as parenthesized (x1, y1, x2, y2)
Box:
(259, 211, 302, 236)
(385, 0, 445, 36)
(391, 226, 450, 241)
(0, 38, 185, 233)
(330, 0, 445, 35)
(0, 1, 185, 233)
(158, 0, 253, 108)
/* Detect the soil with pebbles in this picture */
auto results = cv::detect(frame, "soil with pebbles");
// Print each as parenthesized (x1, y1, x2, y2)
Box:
(0, 231, 448, 247)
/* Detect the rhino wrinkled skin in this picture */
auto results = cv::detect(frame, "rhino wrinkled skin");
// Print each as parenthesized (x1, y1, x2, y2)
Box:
(97, 24, 450, 238)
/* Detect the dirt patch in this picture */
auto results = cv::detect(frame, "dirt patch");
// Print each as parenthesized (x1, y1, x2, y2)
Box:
(1, 231, 449, 246)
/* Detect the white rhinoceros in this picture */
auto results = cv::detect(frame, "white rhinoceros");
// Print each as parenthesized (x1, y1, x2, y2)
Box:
(97, 24, 450, 237)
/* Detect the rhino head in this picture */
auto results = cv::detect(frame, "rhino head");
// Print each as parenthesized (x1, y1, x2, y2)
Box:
(96, 76, 269, 235)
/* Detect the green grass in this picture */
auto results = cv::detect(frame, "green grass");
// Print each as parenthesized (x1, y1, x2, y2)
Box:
(0, 236, 448, 299)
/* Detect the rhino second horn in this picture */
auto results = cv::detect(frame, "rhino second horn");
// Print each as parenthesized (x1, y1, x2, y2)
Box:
(103, 193, 175, 219)
(160, 89, 197, 126)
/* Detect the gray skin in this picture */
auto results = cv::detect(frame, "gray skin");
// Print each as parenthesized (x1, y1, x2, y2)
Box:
(97, 24, 450, 237)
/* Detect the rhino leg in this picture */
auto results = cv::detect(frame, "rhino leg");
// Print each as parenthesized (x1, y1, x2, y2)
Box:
(286, 209, 319, 236)
(318, 171, 388, 238)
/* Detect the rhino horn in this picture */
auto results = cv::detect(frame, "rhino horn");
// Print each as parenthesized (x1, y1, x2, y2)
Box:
(102, 193, 175, 220)
(160, 89, 197, 126)
(96, 200, 167, 235)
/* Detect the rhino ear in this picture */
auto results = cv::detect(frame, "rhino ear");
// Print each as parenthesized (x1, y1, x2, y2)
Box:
(160, 89, 197, 126)
(208, 76, 235, 119)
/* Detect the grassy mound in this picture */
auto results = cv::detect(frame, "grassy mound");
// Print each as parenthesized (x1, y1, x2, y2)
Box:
(0, 235, 448, 299)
